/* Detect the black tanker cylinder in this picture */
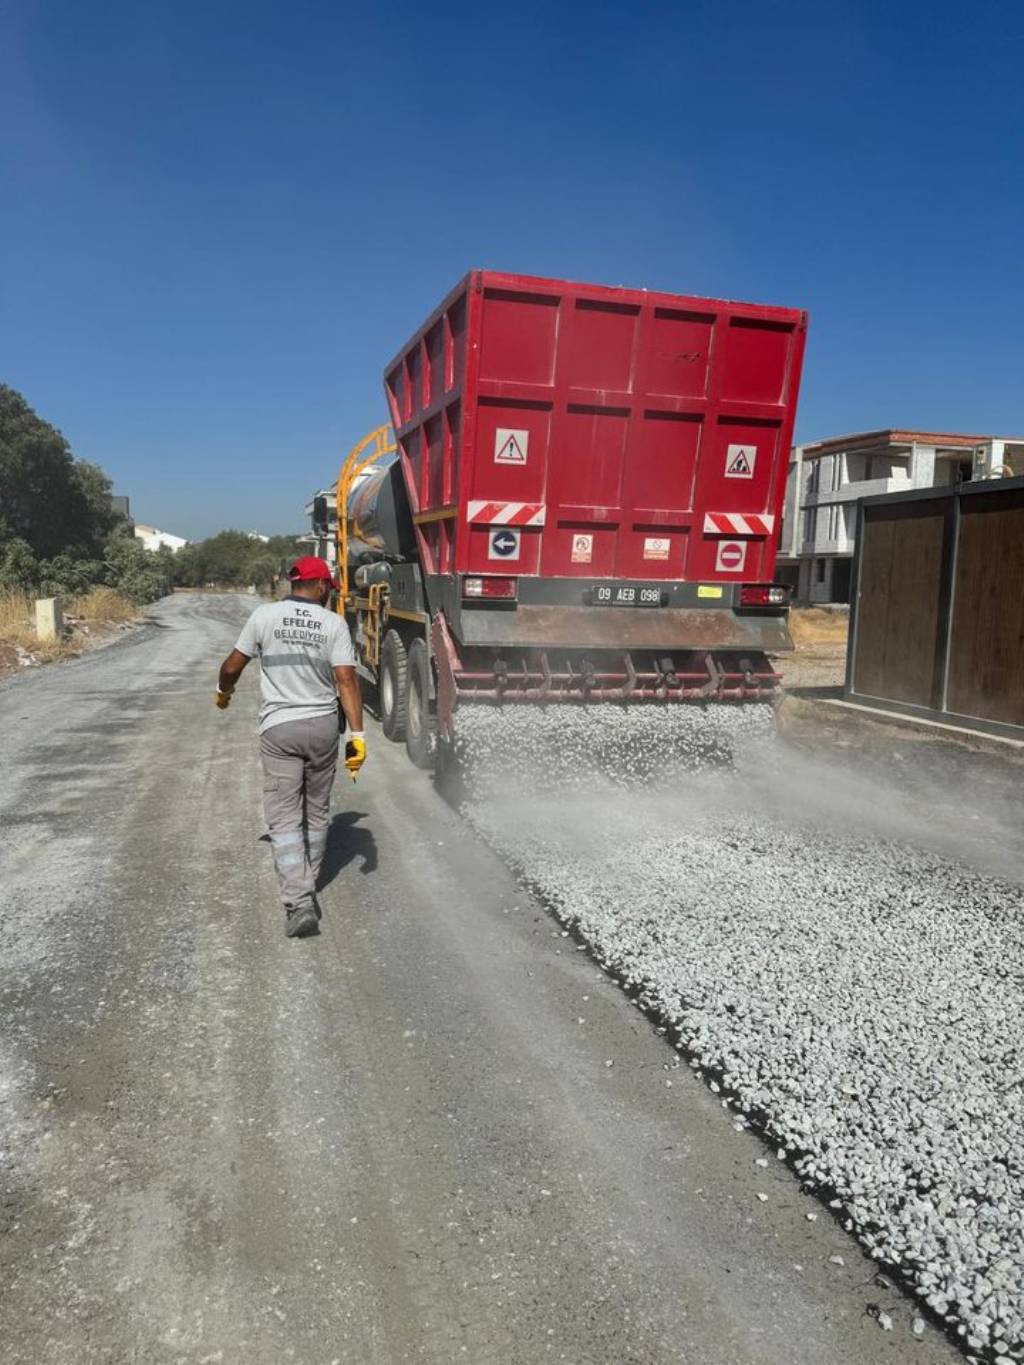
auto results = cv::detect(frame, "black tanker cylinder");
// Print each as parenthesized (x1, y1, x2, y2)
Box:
(345, 457, 417, 565)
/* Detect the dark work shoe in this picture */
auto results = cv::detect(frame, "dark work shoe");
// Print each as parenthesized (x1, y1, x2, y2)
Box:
(285, 904, 319, 938)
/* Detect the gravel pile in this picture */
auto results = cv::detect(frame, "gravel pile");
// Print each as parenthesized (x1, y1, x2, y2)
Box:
(455, 703, 1024, 1364)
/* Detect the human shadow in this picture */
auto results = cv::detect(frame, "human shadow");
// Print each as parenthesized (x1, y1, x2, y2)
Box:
(317, 810, 378, 889)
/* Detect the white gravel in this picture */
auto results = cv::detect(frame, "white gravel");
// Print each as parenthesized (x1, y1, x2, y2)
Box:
(455, 703, 1024, 1363)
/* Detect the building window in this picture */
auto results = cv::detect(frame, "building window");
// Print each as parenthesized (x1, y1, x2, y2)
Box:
(816, 558, 827, 585)
(806, 461, 820, 494)
(803, 507, 817, 542)
(828, 505, 840, 540)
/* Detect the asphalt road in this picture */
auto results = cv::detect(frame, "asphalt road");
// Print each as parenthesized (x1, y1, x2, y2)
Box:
(0, 593, 962, 1365)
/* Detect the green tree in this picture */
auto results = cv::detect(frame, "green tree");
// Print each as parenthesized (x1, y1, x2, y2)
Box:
(171, 542, 202, 588)
(193, 529, 253, 584)
(169, 530, 305, 589)
(246, 555, 279, 590)
(0, 384, 115, 558)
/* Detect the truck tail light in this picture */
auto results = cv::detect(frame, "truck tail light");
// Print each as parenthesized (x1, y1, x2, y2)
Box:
(463, 576, 518, 600)
(739, 584, 790, 607)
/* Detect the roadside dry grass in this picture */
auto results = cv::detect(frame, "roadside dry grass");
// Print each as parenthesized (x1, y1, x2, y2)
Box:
(69, 587, 138, 624)
(0, 588, 140, 673)
(0, 591, 68, 662)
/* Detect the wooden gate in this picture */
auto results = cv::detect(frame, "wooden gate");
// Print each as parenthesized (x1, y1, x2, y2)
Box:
(846, 477, 1024, 736)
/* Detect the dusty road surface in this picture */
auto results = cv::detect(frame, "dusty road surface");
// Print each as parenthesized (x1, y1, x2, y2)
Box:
(0, 593, 963, 1365)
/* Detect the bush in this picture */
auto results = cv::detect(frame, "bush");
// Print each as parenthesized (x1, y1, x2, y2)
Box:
(101, 530, 170, 603)
(0, 538, 39, 592)
(37, 553, 103, 599)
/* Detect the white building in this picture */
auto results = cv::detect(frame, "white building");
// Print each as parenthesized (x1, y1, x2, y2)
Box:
(777, 429, 1024, 604)
(134, 523, 188, 553)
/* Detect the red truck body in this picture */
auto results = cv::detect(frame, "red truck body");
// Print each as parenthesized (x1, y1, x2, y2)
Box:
(384, 270, 807, 591)
(348, 271, 808, 759)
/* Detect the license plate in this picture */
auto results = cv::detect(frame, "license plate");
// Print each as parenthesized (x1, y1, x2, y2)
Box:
(588, 583, 666, 608)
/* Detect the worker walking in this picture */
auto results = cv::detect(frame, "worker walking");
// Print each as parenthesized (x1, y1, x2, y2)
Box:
(215, 556, 366, 937)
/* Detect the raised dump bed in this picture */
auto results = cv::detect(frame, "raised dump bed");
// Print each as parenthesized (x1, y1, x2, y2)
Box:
(339, 270, 808, 765)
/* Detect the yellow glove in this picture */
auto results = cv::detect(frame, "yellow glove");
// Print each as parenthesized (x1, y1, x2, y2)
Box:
(344, 733, 366, 780)
(214, 688, 233, 710)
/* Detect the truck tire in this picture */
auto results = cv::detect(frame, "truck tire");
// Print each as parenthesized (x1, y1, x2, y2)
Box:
(380, 630, 408, 741)
(404, 637, 436, 770)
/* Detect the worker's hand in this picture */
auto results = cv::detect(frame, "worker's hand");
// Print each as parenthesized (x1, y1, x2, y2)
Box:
(344, 732, 366, 779)
(214, 687, 234, 710)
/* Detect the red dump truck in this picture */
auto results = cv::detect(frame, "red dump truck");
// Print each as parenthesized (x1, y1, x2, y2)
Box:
(337, 270, 807, 768)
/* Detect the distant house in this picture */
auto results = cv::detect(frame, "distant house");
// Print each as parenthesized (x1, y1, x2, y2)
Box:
(777, 430, 1024, 603)
(134, 523, 188, 553)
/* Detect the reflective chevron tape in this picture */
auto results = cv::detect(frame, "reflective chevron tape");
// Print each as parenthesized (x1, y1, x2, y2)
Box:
(703, 512, 775, 536)
(467, 501, 546, 526)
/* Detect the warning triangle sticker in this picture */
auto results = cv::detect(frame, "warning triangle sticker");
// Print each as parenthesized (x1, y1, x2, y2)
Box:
(725, 444, 756, 478)
(494, 428, 529, 465)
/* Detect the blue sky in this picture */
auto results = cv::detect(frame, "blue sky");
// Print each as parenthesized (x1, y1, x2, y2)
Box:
(2, 0, 1021, 538)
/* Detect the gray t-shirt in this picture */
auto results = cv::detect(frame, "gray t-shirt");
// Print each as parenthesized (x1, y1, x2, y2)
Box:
(234, 598, 357, 733)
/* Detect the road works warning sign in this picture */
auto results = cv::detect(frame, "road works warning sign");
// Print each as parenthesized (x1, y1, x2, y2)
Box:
(715, 540, 747, 573)
(724, 444, 757, 478)
(643, 537, 670, 561)
(571, 533, 593, 563)
(494, 428, 529, 465)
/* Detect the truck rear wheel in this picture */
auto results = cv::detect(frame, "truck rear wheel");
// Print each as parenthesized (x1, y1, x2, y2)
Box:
(405, 638, 436, 770)
(380, 630, 408, 741)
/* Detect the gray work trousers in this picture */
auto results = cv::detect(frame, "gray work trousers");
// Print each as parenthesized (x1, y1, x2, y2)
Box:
(259, 713, 339, 910)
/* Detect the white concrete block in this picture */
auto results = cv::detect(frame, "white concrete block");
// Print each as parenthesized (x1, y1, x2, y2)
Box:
(35, 597, 63, 641)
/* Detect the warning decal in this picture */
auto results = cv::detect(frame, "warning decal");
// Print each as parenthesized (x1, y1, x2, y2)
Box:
(571, 533, 593, 564)
(643, 537, 670, 561)
(715, 540, 747, 573)
(724, 443, 757, 479)
(494, 428, 529, 465)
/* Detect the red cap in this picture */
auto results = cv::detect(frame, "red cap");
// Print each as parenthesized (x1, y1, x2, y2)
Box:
(288, 555, 336, 586)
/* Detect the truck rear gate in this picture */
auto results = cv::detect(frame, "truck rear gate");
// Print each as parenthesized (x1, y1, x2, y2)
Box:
(385, 271, 804, 589)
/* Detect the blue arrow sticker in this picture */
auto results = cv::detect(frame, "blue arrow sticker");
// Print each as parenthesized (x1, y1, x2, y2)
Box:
(489, 528, 520, 559)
